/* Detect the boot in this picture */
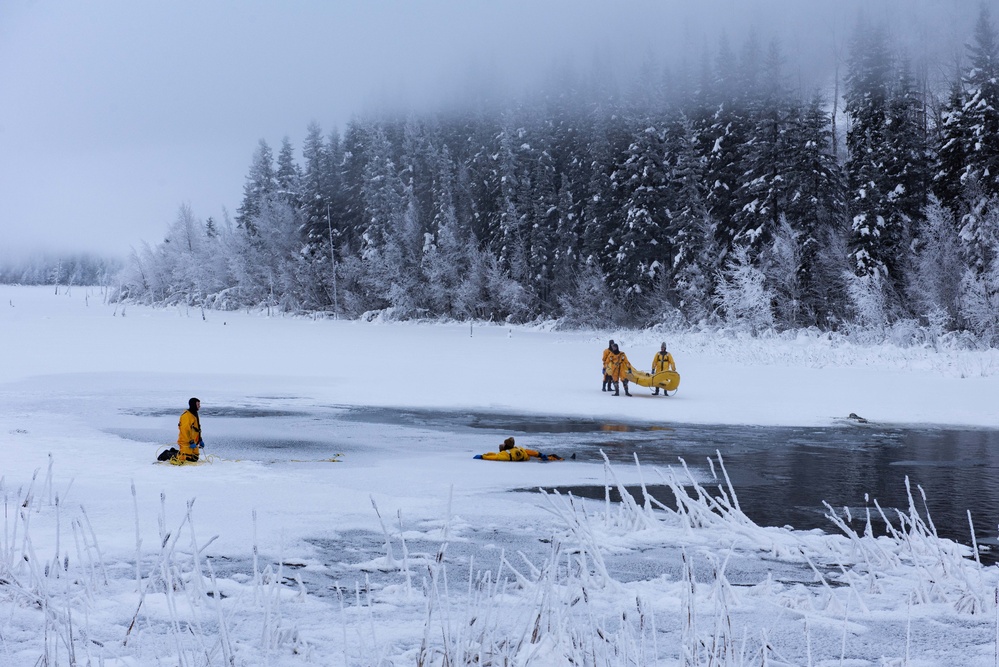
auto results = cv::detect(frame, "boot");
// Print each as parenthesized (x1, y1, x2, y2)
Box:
(652, 388, 659, 395)
(624, 384, 632, 397)
(613, 382, 620, 396)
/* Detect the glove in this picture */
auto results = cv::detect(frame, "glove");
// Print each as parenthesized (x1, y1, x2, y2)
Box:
(473, 454, 483, 459)
(539, 454, 549, 461)
(198, 439, 205, 449)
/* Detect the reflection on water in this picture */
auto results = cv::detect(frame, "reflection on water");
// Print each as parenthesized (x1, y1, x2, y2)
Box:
(111, 403, 999, 562)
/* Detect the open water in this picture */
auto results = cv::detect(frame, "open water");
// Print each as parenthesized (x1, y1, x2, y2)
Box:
(111, 403, 999, 563)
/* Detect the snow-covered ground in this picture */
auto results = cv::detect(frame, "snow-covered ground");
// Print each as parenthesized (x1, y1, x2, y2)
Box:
(2, 284, 999, 666)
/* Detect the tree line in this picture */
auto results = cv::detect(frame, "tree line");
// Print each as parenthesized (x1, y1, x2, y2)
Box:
(118, 11, 999, 346)
(0, 253, 122, 288)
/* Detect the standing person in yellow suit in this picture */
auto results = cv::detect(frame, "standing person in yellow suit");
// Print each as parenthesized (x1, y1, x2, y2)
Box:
(606, 342, 632, 396)
(601, 339, 616, 392)
(651, 342, 676, 396)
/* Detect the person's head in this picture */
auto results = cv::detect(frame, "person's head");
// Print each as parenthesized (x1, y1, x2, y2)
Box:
(189, 397, 201, 412)
(612, 342, 619, 352)
(501, 437, 516, 451)
(660, 342, 667, 352)
(608, 339, 615, 348)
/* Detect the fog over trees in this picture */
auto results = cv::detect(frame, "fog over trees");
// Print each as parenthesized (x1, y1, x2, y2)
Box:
(116, 7, 999, 345)
(0, 253, 121, 288)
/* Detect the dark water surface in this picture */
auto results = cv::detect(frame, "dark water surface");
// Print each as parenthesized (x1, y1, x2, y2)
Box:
(114, 404, 999, 560)
(338, 406, 999, 558)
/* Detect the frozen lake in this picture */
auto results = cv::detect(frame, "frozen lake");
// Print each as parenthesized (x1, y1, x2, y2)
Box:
(109, 403, 999, 566)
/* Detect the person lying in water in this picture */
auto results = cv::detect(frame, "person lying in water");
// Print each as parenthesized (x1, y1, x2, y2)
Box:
(474, 437, 563, 461)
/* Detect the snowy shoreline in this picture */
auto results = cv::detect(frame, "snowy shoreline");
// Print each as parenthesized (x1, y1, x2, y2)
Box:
(3, 285, 998, 431)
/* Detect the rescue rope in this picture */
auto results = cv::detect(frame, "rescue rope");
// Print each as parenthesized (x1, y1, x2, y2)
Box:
(155, 446, 341, 465)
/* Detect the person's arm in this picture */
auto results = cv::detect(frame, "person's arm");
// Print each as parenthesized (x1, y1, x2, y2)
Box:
(178, 412, 194, 446)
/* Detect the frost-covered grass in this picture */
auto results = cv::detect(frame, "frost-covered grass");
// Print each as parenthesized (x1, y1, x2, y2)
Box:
(4, 454, 998, 666)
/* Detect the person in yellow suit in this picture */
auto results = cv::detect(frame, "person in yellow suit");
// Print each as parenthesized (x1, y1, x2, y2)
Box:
(474, 437, 563, 461)
(601, 339, 615, 392)
(175, 398, 205, 462)
(157, 397, 205, 463)
(606, 342, 632, 396)
(651, 342, 676, 396)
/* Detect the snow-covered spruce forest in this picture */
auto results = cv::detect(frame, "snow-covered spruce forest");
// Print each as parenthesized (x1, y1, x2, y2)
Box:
(119, 15, 999, 345)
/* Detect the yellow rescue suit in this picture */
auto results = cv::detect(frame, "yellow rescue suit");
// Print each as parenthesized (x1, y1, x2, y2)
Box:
(606, 350, 631, 382)
(652, 350, 676, 373)
(177, 409, 202, 461)
(481, 446, 542, 461)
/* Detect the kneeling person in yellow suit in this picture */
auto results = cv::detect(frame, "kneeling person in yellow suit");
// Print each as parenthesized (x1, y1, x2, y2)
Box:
(157, 397, 205, 463)
(475, 437, 563, 461)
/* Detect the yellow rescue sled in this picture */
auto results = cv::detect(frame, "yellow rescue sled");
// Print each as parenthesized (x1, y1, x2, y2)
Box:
(623, 366, 681, 393)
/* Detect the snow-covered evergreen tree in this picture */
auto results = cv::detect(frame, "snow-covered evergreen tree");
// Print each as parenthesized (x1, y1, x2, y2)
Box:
(958, 7, 999, 276)
(883, 59, 929, 239)
(235, 139, 277, 235)
(527, 143, 558, 310)
(550, 172, 581, 309)
(933, 77, 970, 215)
(703, 35, 751, 255)
(845, 22, 908, 292)
(423, 145, 467, 318)
(578, 105, 621, 268)
(783, 93, 848, 327)
(962, 6, 999, 201)
(275, 136, 302, 208)
(731, 39, 795, 253)
(663, 114, 716, 323)
(337, 121, 370, 253)
(356, 127, 408, 311)
(605, 124, 671, 304)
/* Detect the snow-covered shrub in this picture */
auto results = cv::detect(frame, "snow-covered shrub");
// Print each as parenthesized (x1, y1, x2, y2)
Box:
(959, 265, 999, 346)
(760, 215, 803, 329)
(714, 245, 774, 334)
(845, 270, 889, 339)
(557, 263, 626, 328)
(909, 198, 965, 328)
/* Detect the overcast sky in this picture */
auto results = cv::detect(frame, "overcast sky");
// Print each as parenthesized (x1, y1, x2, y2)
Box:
(0, 0, 984, 259)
